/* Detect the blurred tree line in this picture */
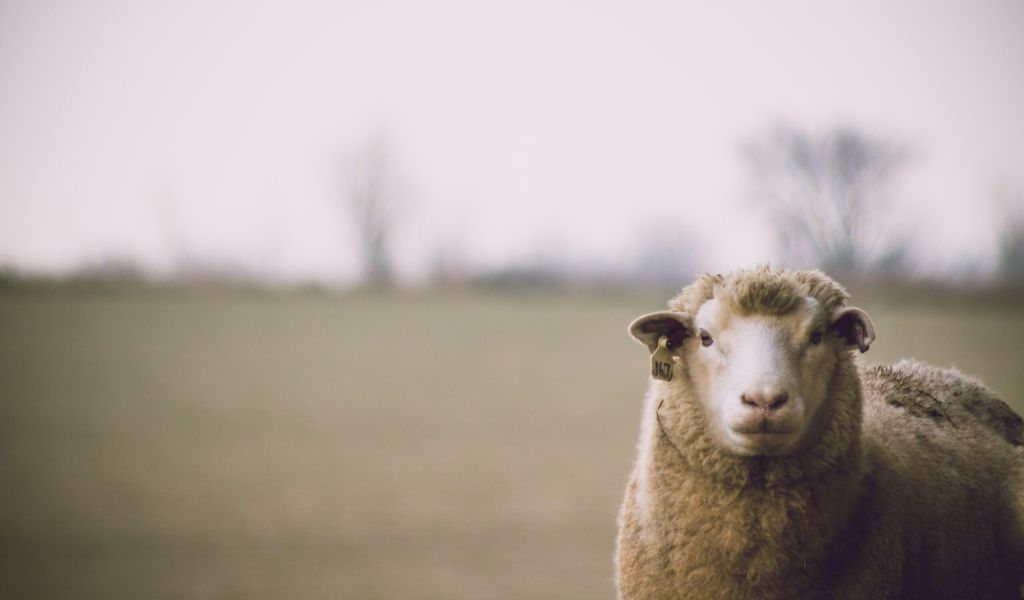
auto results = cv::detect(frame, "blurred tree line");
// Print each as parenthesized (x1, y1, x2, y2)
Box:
(338, 123, 1023, 289)
(6, 125, 1021, 291)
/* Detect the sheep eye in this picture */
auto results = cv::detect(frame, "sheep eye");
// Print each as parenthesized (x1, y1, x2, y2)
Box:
(810, 329, 823, 345)
(700, 330, 713, 347)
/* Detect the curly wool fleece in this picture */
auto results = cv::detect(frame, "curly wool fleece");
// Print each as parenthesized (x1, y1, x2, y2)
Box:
(615, 268, 1024, 600)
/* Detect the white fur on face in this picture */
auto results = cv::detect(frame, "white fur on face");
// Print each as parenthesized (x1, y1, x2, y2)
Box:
(685, 297, 837, 456)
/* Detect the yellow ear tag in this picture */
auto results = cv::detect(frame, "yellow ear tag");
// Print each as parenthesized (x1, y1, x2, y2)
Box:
(651, 336, 674, 381)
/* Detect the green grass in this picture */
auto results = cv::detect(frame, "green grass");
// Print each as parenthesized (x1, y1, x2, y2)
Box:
(0, 288, 1021, 599)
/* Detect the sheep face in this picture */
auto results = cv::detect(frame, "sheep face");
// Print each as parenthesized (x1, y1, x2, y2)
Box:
(631, 286, 875, 458)
(686, 296, 837, 457)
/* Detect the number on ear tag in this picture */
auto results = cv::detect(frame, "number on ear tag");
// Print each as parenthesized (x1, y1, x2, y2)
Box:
(651, 336, 674, 381)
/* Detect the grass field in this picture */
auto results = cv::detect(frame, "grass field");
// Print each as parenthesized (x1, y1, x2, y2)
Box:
(1, 286, 1022, 599)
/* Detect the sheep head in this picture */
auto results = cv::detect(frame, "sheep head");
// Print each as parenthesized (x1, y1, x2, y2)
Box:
(629, 268, 875, 458)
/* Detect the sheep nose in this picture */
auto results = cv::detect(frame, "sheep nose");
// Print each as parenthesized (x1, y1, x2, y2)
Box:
(741, 390, 789, 413)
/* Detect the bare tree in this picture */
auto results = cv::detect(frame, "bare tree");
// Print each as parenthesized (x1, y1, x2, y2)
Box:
(743, 124, 910, 278)
(995, 185, 1024, 284)
(345, 135, 397, 288)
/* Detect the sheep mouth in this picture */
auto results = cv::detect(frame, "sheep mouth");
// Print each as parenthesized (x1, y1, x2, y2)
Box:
(729, 428, 798, 454)
(731, 422, 794, 436)
(735, 431, 792, 441)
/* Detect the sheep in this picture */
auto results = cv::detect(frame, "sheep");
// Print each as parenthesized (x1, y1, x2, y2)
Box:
(615, 267, 1024, 600)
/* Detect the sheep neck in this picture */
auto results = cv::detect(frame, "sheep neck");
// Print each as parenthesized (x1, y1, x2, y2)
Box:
(639, 358, 866, 592)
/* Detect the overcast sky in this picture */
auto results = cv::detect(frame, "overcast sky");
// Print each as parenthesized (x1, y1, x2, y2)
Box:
(1, 0, 1022, 282)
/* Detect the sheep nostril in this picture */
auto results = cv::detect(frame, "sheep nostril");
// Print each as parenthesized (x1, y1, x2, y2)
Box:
(741, 391, 789, 412)
(768, 393, 789, 410)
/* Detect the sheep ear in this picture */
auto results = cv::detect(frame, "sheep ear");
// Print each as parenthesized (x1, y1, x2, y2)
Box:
(830, 306, 876, 353)
(628, 311, 690, 353)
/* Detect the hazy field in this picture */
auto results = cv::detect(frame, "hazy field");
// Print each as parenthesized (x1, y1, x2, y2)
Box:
(1, 287, 1022, 599)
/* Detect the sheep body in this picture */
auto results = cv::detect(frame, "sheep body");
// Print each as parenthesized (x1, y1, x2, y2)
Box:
(616, 269, 1024, 599)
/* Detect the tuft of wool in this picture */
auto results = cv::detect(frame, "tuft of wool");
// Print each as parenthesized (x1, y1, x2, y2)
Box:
(668, 266, 849, 318)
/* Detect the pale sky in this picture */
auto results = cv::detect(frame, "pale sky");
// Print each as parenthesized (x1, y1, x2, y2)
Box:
(1, 0, 1022, 283)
